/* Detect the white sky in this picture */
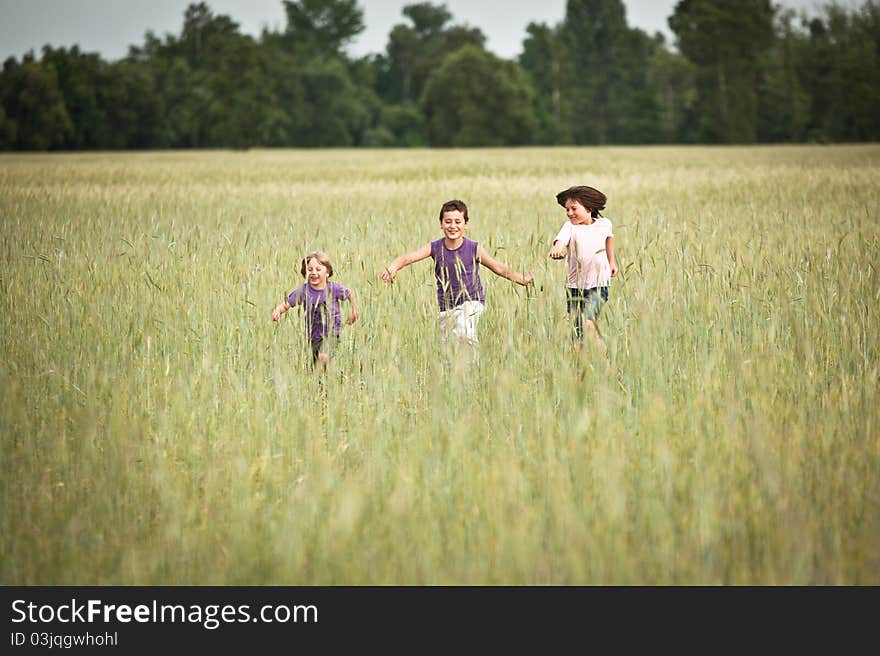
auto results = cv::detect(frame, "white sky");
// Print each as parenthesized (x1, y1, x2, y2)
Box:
(0, 0, 862, 62)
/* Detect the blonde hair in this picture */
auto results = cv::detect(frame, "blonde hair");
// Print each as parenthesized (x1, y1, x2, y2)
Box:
(300, 251, 334, 278)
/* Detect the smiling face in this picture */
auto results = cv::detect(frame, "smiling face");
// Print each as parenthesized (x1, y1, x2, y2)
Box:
(304, 257, 329, 289)
(439, 209, 467, 243)
(564, 198, 593, 225)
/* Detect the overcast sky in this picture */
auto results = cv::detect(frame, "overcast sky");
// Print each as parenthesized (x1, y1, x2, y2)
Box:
(0, 0, 860, 62)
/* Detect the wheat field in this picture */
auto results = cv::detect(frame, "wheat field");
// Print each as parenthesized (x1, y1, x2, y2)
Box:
(1, 145, 878, 584)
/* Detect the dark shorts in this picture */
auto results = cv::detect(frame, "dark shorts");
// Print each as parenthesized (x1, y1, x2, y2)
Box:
(310, 335, 340, 363)
(566, 287, 609, 338)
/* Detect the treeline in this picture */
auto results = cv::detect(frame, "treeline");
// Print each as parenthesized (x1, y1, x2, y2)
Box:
(1, 0, 878, 150)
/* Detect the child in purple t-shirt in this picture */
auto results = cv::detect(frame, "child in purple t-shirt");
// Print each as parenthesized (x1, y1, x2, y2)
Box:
(272, 251, 358, 368)
(380, 199, 533, 355)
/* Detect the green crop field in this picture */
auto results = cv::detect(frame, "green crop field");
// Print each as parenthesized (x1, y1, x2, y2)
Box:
(1, 145, 878, 584)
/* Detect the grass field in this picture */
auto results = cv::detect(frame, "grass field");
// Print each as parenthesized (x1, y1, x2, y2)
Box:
(1, 145, 878, 584)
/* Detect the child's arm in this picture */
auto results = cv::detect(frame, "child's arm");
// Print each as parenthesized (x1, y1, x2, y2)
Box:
(549, 241, 567, 260)
(381, 243, 432, 283)
(549, 222, 572, 260)
(477, 245, 534, 286)
(272, 301, 291, 321)
(346, 290, 359, 324)
(605, 236, 617, 278)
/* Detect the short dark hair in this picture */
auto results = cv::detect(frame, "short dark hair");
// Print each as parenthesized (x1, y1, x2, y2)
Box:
(439, 199, 469, 222)
(556, 186, 607, 218)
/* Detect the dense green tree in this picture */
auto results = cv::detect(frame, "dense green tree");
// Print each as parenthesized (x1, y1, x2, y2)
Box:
(128, 5, 263, 147)
(520, 0, 666, 144)
(273, 0, 364, 57)
(755, 10, 809, 142)
(378, 3, 486, 105)
(2, 0, 879, 149)
(0, 105, 15, 149)
(290, 57, 371, 145)
(648, 38, 697, 142)
(260, 0, 375, 146)
(610, 27, 664, 143)
(363, 102, 426, 146)
(519, 22, 570, 143)
(39, 46, 104, 148)
(421, 45, 537, 146)
(176, 2, 245, 68)
(669, 0, 775, 143)
(798, 2, 880, 141)
(97, 60, 163, 148)
(0, 57, 71, 150)
(560, 0, 631, 144)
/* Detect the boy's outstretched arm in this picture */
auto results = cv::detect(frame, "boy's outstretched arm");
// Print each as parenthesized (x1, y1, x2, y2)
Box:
(346, 290, 359, 324)
(477, 245, 534, 286)
(381, 243, 431, 283)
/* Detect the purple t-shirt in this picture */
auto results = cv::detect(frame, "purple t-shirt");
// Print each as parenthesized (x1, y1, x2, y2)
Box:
(430, 237, 485, 311)
(288, 281, 351, 342)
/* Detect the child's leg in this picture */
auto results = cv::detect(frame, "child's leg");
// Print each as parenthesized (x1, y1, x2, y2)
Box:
(311, 338, 335, 371)
(582, 288, 609, 361)
(566, 288, 586, 341)
(438, 301, 483, 364)
(456, 301, 483, 348)
(459, 301, 483, 364)
(581, 319, 606, 356)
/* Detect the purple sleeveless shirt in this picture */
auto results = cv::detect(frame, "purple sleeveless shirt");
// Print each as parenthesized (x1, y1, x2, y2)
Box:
(430, 237, 485, 311)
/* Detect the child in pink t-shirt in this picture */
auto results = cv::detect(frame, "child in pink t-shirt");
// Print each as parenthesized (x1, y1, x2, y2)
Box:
(549, 186, 618, 353)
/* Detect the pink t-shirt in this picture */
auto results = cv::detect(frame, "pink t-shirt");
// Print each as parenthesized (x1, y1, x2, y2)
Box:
(554, 218, 614, 289)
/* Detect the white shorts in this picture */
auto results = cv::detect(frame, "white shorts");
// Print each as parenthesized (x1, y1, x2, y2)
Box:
(437, 300, 484, 348)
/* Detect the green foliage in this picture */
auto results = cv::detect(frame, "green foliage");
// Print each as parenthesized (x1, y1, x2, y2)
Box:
(0, 57, 71, 150)
(0, 0, 878, 149)
(519, 22, 570, 144)
(421, 45, 537, 146)
(798, 1, 880, 142)
(648, 41, 698, 142)
(0, 105, 15, 149)
(521, 0, 671, 144)
(377, 2, 487, 105)
(293, 58, 371, 146)
(756, 10, 810, 142)
(278, 0, 364, 57)
(670, 0, 776, 143)
(377, 103, 427, 147)
(38, 46, 104, 149)
(560, 0, 631, 144)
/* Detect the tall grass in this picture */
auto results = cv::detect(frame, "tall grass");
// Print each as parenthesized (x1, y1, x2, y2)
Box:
(1, 146, 878, 584)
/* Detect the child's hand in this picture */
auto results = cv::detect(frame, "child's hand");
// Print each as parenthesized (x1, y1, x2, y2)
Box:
(347, 310, 358, 325)
(549, 243, 567, 260)
(609, 261, 618, 277)
(272, 304, 285, 321)
(522, 272, 534, 286)
(380, 267, 396, 283)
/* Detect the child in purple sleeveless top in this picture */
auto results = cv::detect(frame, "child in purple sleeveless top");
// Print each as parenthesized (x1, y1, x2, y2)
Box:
(272, 251, 358, 369)
(381, 199, 533, 355)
